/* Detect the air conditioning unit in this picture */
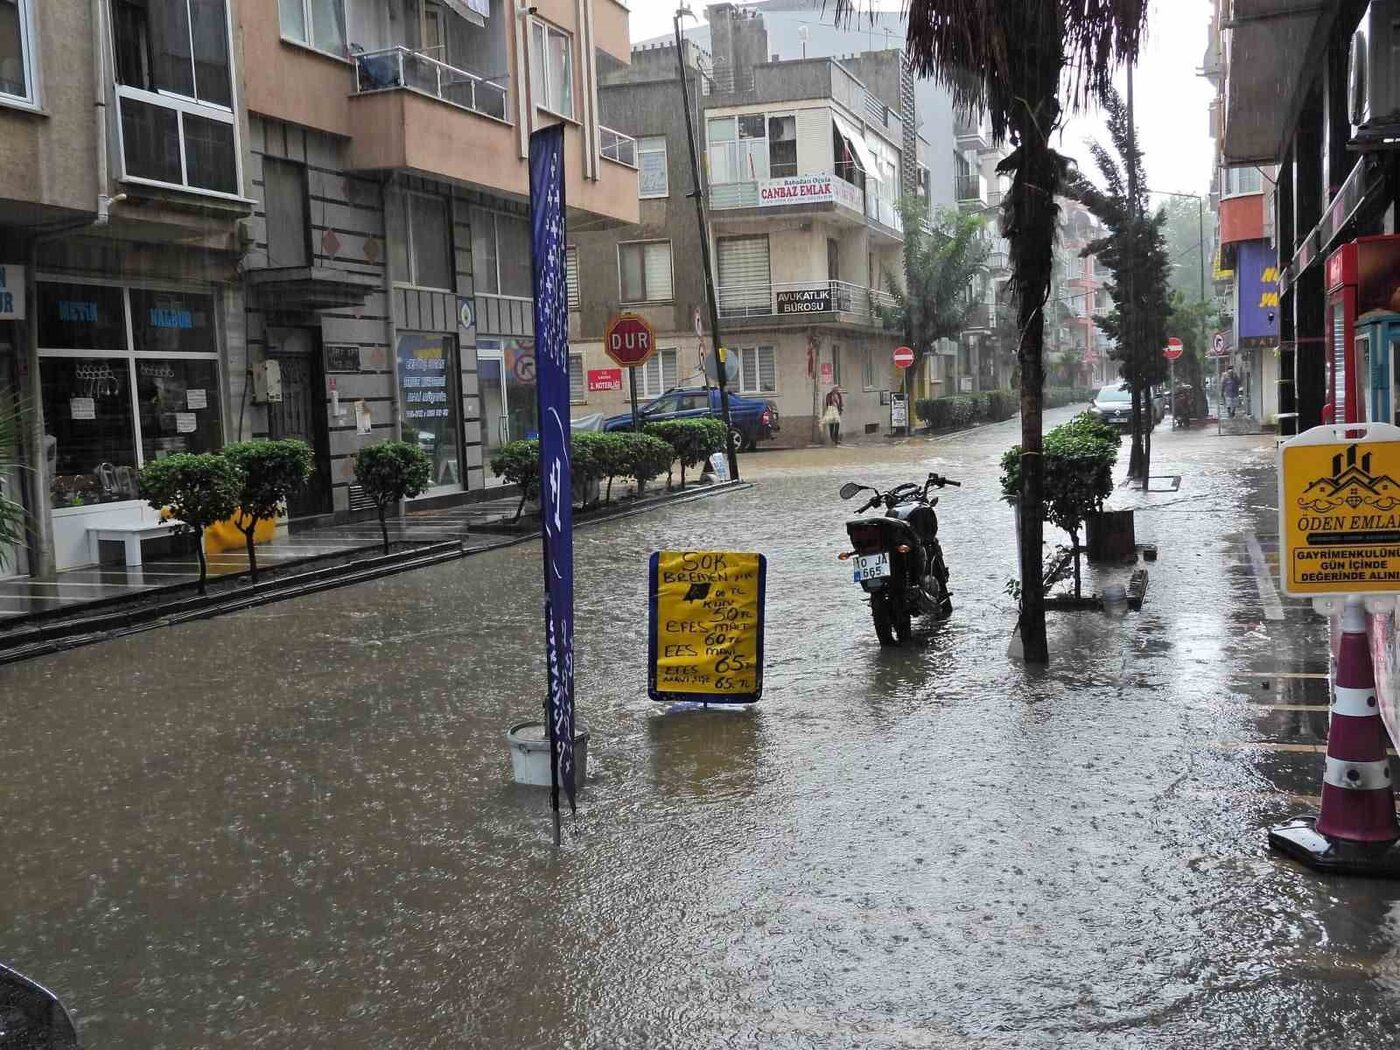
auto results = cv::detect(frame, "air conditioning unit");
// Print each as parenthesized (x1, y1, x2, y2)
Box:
(1349, 1, 1400, 146)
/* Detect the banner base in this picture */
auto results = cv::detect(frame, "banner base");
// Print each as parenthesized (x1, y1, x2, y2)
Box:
(1268, 816, 1400, 878)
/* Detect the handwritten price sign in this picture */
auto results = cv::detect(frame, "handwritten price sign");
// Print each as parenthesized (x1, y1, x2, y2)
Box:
(648, 551, 767, 704)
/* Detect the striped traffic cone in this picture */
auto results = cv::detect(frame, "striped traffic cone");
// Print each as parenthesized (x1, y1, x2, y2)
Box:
(1269, 598, 1400, 876)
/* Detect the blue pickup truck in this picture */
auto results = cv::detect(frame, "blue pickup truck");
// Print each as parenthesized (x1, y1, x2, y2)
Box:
(603, 387, 780, 452)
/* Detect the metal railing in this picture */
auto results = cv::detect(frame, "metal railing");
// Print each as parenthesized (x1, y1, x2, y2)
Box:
(353, 46, 508, 121)
(600, 126, 637, 167)
(955, 173, 987, 205)
(715, 279, 896, 325)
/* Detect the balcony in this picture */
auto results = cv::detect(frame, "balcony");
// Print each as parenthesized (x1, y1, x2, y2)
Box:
(600, 126, 637, 168)
(955, 114, 992, 152)
(716, 280, 896, 330)
(956, 173, 988, 207)
(353, 46, 508, 122)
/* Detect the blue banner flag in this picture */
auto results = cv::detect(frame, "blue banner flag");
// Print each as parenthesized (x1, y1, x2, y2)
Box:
(529, 123, 576, 816)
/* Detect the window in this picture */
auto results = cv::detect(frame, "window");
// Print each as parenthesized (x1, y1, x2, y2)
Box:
(638, 348, 678, 398)
(706, 114, 767, 185)
(279, 0, 345, 55)
(737, 346, 776, 394)
(263, 157, 309, 268)
(768, 114, 796, 178)
(829, 344, 841, 388)
(717, 235, 770, 317)
(471, 208, 532, 298)
(38, 282, 223, 509)
(565, 245, 581, 310)
(862, 347, 876, 390)
(396, 333, 461, 491)
(619, 241, 673, 303)
(569, 352, 585, 403)
(1222, 165, 1264, 197)
(113, 0, 238, 195)
(0, 0, 35, 103)
(389, 190, 453, 290)
(638, 136, 668, 198)
(530, 20, 573, 118)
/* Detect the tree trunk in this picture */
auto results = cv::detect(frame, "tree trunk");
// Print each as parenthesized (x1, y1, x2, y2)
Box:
(195, 527, 208, 596)
(377, 503, 390, 555)
(1140, 382, 1153, 490)
(1070, 526, 1081, 599)
(242, 522, 259, 584)
(1128, 383, 1145, 479)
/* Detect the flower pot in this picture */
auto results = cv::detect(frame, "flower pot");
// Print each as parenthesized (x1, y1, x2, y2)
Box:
(506, 721, 589, 789)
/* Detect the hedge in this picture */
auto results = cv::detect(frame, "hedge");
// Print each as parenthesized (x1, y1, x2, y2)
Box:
(644, 418, 728, 489)
(488, 430, 683, 519)
(914, 387, 1094, 431)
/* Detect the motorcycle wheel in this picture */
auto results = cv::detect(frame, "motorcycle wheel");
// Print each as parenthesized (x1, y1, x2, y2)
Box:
(871, 591, 912, 646)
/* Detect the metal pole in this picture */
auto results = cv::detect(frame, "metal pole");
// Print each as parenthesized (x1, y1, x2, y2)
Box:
(1197, 196, 1206, 302)
(674, 7, 740, 482)
(629, 367, 640, 431)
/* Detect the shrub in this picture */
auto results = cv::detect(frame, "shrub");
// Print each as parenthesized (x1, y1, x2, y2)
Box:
(623, 433, 676, 491)
(222, 439, 314, 582)
(572, 431, 628, 504)
(645, 418, 727, 488)
(138, 452, 242, 594)
(489, 439, 540, 521)
(354, 440, 432, 553)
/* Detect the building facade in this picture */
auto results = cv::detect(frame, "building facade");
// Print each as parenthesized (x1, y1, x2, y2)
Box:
(0, 0, 636, 579)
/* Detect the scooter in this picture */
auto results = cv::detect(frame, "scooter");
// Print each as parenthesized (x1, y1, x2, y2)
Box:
(838, 473, 959, 646)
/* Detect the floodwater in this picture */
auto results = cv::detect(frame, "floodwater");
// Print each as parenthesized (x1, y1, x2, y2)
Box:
(0, 409, 1395, 1048)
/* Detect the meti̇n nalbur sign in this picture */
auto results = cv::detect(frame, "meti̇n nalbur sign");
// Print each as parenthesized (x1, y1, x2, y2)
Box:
(1279, 423, 1400, 596)
(648, 551, 766, 704)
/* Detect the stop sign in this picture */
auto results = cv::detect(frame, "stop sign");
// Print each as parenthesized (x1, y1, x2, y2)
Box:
(604, 313, 656, 368)
(1163, 337, 1184, 361)
(893, 346, 916, 369)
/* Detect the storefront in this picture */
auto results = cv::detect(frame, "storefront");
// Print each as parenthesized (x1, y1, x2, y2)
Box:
(0, 263, 25, 578)
(396, 331, 464, 494)
(477, 335, 538, 454)
(35, 279, 225, 569)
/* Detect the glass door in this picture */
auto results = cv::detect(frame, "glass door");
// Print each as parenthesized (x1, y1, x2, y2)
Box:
(478, 346, 509, 452)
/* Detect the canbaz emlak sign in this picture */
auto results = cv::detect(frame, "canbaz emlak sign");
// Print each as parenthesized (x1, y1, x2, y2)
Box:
(0, 264, 24, 320)
(776, 288, 832, 315)
(759, 173, 836, 207)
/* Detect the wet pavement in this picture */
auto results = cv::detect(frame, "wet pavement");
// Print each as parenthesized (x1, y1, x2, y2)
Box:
(0, 408, 1395, 1048)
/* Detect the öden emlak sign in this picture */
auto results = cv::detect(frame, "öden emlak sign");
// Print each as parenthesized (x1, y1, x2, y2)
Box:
(776, 287, 832, 315)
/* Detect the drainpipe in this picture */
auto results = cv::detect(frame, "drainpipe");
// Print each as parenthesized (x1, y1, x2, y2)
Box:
(380, 174, 402, 444)
(92, 0, 115, 226)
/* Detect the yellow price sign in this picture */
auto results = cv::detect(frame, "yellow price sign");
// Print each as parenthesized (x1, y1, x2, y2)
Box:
(648, 551, 767, 703)
(1279, 424, 1400, 596)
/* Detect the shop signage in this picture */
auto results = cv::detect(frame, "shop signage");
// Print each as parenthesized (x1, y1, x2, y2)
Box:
(0, 264, 23, 320)
(397, 335, 452, 422)
(325, 344, 360, 373)
(186, 388, 207, 410)
(776, 287, 832, 315)
(648, 550, 767, 703)
(588, 368, 623, 393)
(759, 173, 836, 207)
(820, 362, 834, 386)
(1237, 241, 1280, 346)
(1279, 424, 1400, 596)
(890, 392, 908, 428)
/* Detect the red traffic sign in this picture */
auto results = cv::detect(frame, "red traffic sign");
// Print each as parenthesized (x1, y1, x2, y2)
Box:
(893, 345, 916, 369)
(1163, 337, 1184, 362)
(604, 313, 656, 368)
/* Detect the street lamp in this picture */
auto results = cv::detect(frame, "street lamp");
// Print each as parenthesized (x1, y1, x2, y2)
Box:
(1148, 188, 1208, 303)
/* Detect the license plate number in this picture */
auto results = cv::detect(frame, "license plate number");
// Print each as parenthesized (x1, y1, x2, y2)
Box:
(852, 553, 890, 582)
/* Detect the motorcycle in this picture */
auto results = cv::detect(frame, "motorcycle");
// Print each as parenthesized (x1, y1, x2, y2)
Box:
(1171, 384, 1193, 430)
(838, 472, 959, 646)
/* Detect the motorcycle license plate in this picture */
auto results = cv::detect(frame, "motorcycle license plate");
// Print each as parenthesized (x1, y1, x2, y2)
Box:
(852, 553, 891, 583)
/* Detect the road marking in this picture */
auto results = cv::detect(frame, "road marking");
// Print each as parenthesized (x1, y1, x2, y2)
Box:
(1245, 532, 1286, 621)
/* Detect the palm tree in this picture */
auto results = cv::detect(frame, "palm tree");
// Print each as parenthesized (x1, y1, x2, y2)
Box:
(1063, 86, 1172, 486)
(836, 0, 1149, 664)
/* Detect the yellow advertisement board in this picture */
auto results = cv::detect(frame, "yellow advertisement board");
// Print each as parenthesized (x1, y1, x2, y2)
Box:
(1279, 424, 1400, 596)
(648, 551, 767, 703)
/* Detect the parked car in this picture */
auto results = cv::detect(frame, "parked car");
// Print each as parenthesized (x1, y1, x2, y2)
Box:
(603, 387, 780, 452)
(1089, 383, 1162, 428)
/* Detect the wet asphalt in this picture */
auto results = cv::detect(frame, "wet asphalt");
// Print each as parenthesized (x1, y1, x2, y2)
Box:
(0, 407, 1391, 1049)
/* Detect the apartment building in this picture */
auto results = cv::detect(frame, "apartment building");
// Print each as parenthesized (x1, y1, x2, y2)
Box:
(0, 0, 636, 580)
(1053, 199, 1113, 388)
(571, 4, 913, 443)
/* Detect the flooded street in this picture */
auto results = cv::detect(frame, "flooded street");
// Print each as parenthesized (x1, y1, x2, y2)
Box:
(2, 409, 1396, 1048)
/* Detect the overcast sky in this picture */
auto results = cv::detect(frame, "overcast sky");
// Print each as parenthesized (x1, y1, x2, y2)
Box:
(628, 0, 1216, 202)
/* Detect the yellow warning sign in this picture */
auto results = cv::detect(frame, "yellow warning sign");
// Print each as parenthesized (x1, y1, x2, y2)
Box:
(647, 551, 766, 702)
(1280, 426, 1400, 596)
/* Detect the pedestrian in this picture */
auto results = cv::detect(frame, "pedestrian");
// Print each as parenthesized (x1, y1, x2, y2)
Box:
(1222, 367, 1241, 418)
(823, 386, 845, 445)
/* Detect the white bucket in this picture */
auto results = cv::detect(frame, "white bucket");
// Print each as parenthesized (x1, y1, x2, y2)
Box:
(506, 721, 589, 788)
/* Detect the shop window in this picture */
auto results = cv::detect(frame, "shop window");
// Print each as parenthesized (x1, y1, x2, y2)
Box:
(263, 157, 310, 268)
(638, 136, 668, 198)
(638, 348, 678, 398)
(619, 241, 673, 304)
(129, 289, 216, 353)
(397, 333, 462, 490)
(37, 284, 127, 351)
(390, 190, 453, 290)
(569, 352, 585, 403)
(862, 347, 875, 391)
(529, 19, 573, 119)
(137, 358, 223, 462)
(42, 357, 140, 507)
(737, 346, 776, 394)
(471, 208, 532, 298)
(279, 0, 345, 55)
(0, 0, 35, 104)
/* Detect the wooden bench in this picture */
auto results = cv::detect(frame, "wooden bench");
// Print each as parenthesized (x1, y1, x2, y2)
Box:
(88, 520, 186, 568)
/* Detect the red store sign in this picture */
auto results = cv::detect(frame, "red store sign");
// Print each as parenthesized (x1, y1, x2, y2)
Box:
(588, 368, 623, 393)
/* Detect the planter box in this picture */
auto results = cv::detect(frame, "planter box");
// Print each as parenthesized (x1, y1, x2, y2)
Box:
(1086, 509, 1135, 563)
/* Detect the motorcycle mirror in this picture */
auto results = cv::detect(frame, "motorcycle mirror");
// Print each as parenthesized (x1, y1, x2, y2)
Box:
(839, 482, 863, 500)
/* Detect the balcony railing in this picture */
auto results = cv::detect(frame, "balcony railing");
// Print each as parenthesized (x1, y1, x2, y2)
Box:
(600, 126, 637, 167)
(716, 279, 896, 326)
(955, 173, 988, 205)
(353, 46, 508, 122)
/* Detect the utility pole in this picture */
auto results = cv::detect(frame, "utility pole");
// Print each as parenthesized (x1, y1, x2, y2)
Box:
(674, 5, 740, 483)
(1125, 64, 1149, 488)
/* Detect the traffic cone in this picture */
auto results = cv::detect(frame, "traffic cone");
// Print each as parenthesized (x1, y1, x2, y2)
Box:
(1269, 598, 1400, 876)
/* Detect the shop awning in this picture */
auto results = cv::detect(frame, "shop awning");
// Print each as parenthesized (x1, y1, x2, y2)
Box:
(1222, 0, 1332, 164)
(833, 112, 881, 182)
(439, 0, 486, 28)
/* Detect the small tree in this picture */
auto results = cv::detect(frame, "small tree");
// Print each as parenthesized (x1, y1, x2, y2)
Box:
(489, 439, 540, 521)
(138, 452, 241, 595)
(645, 418, 726, 489)
(624, 433, 675, 493)
(353, 441, 431, 554)
(223, 439, 314, 583)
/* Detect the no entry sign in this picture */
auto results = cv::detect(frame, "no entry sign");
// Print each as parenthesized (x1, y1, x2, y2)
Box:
(1164, 337, 1184, 361)
(604, 313, 656, 368)
(893, 346, 915, 369)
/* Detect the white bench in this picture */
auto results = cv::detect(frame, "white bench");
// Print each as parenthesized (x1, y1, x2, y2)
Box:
(88, 520, 187, 568)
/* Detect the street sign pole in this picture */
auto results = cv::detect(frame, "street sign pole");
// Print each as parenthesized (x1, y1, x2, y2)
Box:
(629, 367, 640, 432)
